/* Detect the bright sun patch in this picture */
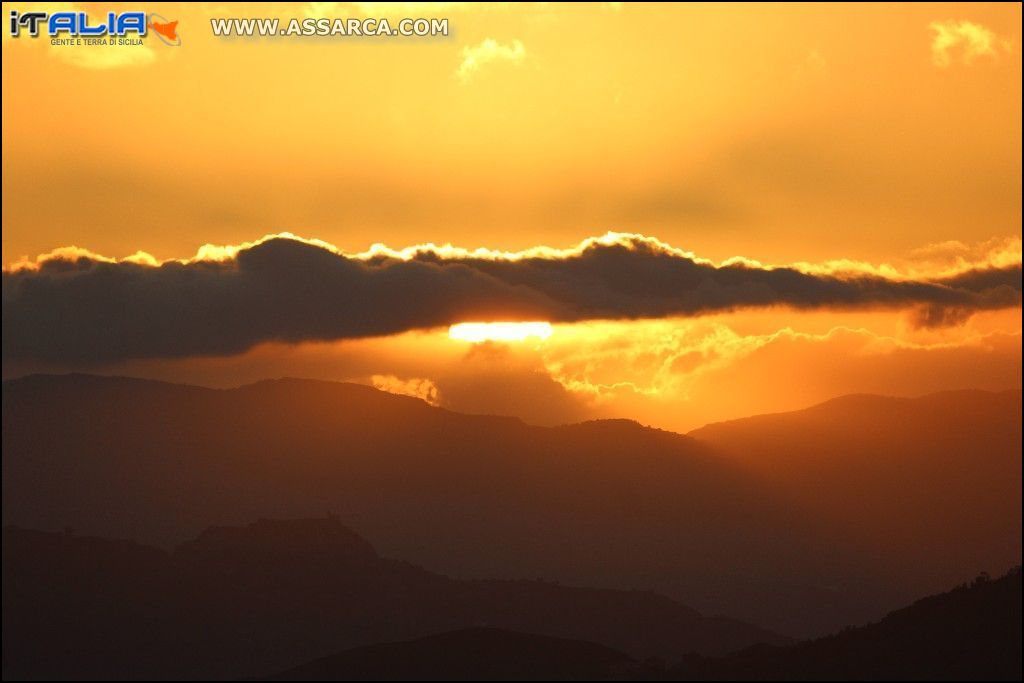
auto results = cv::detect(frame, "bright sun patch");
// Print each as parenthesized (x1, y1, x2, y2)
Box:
(448, 321, 553, 343)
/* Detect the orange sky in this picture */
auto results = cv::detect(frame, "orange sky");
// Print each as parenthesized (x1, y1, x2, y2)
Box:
(2, 2, 1021, 431)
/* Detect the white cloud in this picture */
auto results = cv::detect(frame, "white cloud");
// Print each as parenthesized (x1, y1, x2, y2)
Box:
(929, 20, 1012, 67)
(456, 38, 526, 82)
(305, 2, 467, 19)
(371, 374, 440, 406)
(304, 2, 348, 19)
(793, 47, 827, 82)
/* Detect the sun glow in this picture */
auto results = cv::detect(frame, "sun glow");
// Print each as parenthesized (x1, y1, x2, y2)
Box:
(449, 322, 553, 343)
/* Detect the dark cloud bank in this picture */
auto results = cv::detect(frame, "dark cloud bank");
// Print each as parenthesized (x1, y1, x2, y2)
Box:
(3, 236, 1021, 363)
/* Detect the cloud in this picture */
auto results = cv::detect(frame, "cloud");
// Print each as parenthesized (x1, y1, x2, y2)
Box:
(907, 236, 1022, 273)
(539, 318, 1019, 401)
(929, 20, 1012, 67)
(432, 341, 597, 425)
(456, 38, 525, 82)
(304, 2, 348, 19)
(371, 374, 440, 405)
(13, 311, 1013, 433)
(793, 48, 827, 82)
(305, 2, 467, 19)
(2, 232, 1020, 364)
(525, 316, 1022, 430)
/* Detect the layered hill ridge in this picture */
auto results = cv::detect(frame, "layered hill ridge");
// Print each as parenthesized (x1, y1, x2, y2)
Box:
(6, 516, 1018, 680)
(262, 627, 635, 681)
(257, 567, 1023, 681)
(176, 516, 381, 574)
(690, 388, 1023, 592)
(1, 517, 784, 680)
(667, 565, 1022, 680)
(3, 373, 1020, 636)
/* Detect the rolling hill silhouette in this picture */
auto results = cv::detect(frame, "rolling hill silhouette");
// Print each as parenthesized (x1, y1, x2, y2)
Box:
(261, 628, 635, 681)
(667, 566, 1022, 680)
(1, 517, 784, 680)
(690, 389, 1022, 600)
(3, 374, 1020, 635)
(258, 567, 1022, 681)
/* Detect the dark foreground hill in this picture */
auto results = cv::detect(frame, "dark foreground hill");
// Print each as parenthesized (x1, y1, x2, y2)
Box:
(667, 566, 1022, 680)
(262, 628, 635, 681)
(1, 518, 783, 680)
(259, 568, 1022, 681)
(4, 374, 1020, 635)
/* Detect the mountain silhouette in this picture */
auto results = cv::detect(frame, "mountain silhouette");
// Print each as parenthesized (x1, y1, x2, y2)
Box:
(1, 517, 784, 680)
(667, 566, 1022, 680)
(690, 389, 1022, 601)
(3, 374, 1020, 635)
(259, 567, 1022, 681)
(261, 628, 635, 681)
(255, 567, 1022, 681)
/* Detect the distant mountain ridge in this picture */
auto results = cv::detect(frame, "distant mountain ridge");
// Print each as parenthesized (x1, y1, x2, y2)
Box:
(692, 387, 1021, 430)
(667, 566, 1022, 680)
(690, 387, 1022, 597)
(1, 517, 784, 680)
(3, 373, 1020, 636)
(261, 628, 635, 681)
(258, 567, 1023, 681)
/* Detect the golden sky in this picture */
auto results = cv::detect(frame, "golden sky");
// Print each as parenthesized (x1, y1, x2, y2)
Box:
(3, 2, 1021, 264)
(2, 2, 1021, 431)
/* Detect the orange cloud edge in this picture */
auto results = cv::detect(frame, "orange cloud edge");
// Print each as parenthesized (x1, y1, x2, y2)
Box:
(5, 231, 1021, 283)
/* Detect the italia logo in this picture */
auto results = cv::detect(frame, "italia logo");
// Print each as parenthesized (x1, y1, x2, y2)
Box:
(8, 10, 180, 45)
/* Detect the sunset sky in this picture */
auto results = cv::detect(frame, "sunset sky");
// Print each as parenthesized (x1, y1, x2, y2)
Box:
(3, 1, 1021, 431)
